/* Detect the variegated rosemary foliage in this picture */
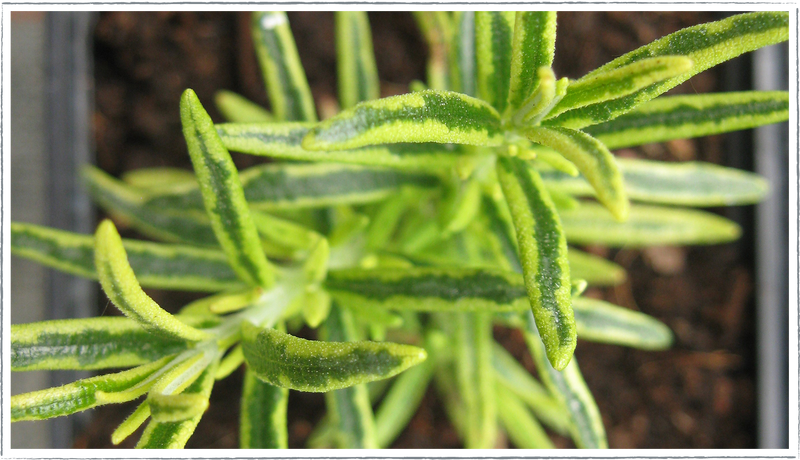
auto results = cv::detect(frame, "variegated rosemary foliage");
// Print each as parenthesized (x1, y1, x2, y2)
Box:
(11, 11, 788, 449)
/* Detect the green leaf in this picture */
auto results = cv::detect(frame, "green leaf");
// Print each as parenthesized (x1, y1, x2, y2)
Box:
(340, 301, 404, 330)
(413, 12, 453, 91)
(440, 177, 482, 235)
(571, 279, 588, 297)
(302, 89, 503, 150)
(496, 155, 575, 371)
(336, 11, 380, 109)
(255, 210, 321, 247)
(325, 266, 529, 313)
(481, 191, 523, 273)
(95, 220, 211, 342)
(11, 222, 243, 292)
(205, 288, 263, 315)
(511, 67, 560, 126)
(9, 221, 110, 280)
(560, 202, 741, 247)
(327, 209, 370, 248)
(215, 345, 244, 380)
(584, 91, 790, 149)
(546, 56, 693, 120)
(453, 312, 497, 448)
(567, 248, 627, 286)
(321, 304, 378, 448)
(251, 12, 317, 122)
(507, 11, 557, 113)
(548, 188, 581, 211)
(11, 357, 169, 422)
(148, 351, 212, 397)
(450, 11, 477, 96)
(112, 402, 150, 445)
(146, 161, 439, 212)
(240, 321, 426, 392)
(121, 167, 197, 193)
(545, 12, 789, 129)
(512, 67, 569, 126)
(491, 343, 570, 434)
(302, 289, 332, 329)
(523, 312, 607, 449)
(217, 122, 463, 171)
(573, 297, 673, 350)
(541, 157, 768, 207)
(374, 339, 437, 447)
(214, 90, 273, 123)
(240, 367, 288, 448)
(365, 187, 419, 250)
(525, 126, 629, 221)
(147, 392, 209, 423)
(532, 148, 579, 177)
(475, 11, 516, 113)
(432, 354, 467, 439)
(409, 80, 427, 93)
(136, 363, 217, 449)
(11, 317, 190, 371)
(181, 88, 275, 288)
(82, 165, 220, 247)
(496, 383, 554, 449)
(304, 237, 330, 286)
(396, 214, 442, 255)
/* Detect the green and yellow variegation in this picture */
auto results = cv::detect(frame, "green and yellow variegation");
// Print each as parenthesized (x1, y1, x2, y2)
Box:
(10, 11, 789, 451)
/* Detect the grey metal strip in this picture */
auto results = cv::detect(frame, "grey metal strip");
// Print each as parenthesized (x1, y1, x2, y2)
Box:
(753, 41, 790, 450)
(45, 11, 97, 449)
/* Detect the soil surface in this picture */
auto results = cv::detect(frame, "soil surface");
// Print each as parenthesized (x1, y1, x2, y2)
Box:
(80, 11, 757, 449)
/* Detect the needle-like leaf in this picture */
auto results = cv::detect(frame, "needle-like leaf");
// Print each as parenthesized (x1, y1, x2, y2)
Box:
(214, 90, 273, 123)
(11, 357, 169, 422)
(540, 157, 768, 207)
(560, 202, 741, 246)
(217, 121, 463, 171)
(181, 89, 275, 288)
(584, 91, 789, 149)
(240, 368, 288, 448)
(251, 11, 317, 122)
(11, 317, 195, 371)
(496, 155, 575, 370)
(507, 11, 557, 114)
(11, 222, 244, 292)
(475, 11, 516, 113)
(523, 311, 607, 449)
(95, 220, 211, 342)
(545, 12, 789, 129)
(241, 322, 427, 392)
(336, 11, 380, 109)
(302, 90, 503, 150)
(526, 126, 629, 221)
(321, 305, 378, 448)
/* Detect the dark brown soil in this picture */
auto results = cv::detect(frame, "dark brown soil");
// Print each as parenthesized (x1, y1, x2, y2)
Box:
(80, 11, 757, 449)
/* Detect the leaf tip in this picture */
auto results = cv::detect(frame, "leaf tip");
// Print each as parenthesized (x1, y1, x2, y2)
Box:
(547, 345, 574, 371)
(96, 218, 117, 239)
(403, 346, 428, 370)
(656, 326, 675, 350)
(181, 88, 199, 105)
(611, 198, 631, 222)
(180, 88, 203, 126)
(300, 128, 322, 150)
(548, 355, 569, 372)
(415, 347, 428, 363)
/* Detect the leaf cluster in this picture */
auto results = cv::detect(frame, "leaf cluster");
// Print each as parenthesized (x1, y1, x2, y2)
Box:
(10, 11, 788, 449)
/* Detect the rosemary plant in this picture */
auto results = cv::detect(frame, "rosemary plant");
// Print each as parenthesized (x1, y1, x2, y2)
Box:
(10, 11, 789, 449)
